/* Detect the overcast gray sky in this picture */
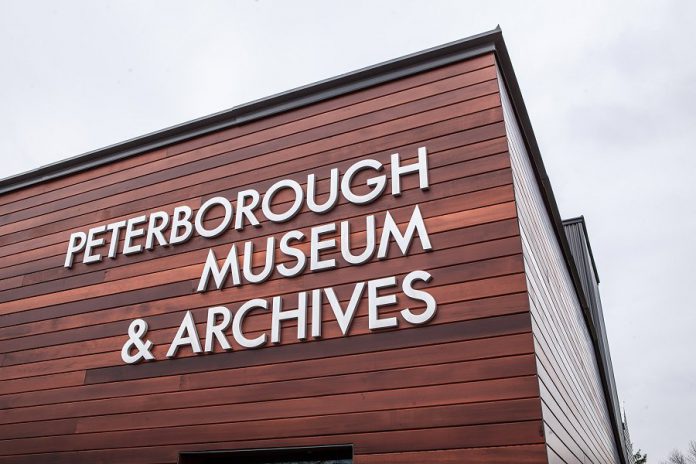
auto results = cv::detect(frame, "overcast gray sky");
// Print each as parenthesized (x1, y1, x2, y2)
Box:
(1, 0, 694, 460)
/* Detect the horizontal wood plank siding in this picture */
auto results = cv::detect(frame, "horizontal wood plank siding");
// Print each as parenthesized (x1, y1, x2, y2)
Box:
(500, 66, 621, 463)
(0, 53, 546, 463)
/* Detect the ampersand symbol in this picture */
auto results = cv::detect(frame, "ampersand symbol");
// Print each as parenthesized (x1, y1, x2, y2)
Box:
(121, 319, 155, 364)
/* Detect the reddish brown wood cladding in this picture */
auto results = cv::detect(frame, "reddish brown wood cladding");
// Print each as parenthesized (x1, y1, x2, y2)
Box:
(1, 331, 533, 409)
(0, 53, 548, 463)
(0, 114, 506, 265)
(0, 83, 501, 248)
(2, 249, 526, 362)
(357, 445, 548, 463)
(0, 161, 515, 307)
(0, 215, 519, 341)
(1, 134, 511, 283)
(3, 358, 537, 431)
(0, 78, 500, 230)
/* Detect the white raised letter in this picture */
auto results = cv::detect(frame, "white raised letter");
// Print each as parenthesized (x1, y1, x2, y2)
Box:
(195, 196, 233, 238)
(324, 283, 365, 335)
(123, 215, 147, 255)
(233, 299, 268, 349)
(262, 179, 304, 223)
(167, 310, 202, 358)
(169, 206, 194, 245)
(83, 225, 107, 264)
(377, 206, 432, 259)
(64, 231, 87, 268)
(368, 276, 399, 330)
(145, 212, 170, 250)
(310, 223, 337, 271)
(196, 246, 241, 292)
(311, 289, 322, 338)
(243, 238, 276, 284)
(401, 270, 437, 325)
(341, 216, 376, 265)
(277, 230, 306, 277)
(391, 147, 429, 196)
(341, 159, 386, 205)
(205, 306, 233, 352)
(307, 169, 339, 213)
(106, 220, 127, 258)
(235, 189, 261, 229)
(271, 294, 307, 344)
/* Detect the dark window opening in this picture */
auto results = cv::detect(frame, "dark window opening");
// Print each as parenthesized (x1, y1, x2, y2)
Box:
(178, 445, 353, 464)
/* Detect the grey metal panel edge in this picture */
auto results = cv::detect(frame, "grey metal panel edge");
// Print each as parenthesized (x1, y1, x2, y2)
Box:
(563, 215, 601, 283)
(563, 217, 625, 461)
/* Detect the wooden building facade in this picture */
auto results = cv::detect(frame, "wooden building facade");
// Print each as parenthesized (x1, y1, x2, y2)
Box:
(0, 28, 627, 463)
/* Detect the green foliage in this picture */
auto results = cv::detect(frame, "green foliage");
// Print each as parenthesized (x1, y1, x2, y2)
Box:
(634, 449, 647, 464)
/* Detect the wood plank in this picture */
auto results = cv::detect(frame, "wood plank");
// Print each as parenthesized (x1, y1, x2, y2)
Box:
(0, 370, 86, 396)
(1, 279, 530, 378)
(355, 445, 548, 463)
(0, 54, 495, 210)
(0, 72, 499, 228)
(0, 199, 519, 327)
(81, 312, 531, 384)
(0, 421, 543, 463)
(0, 129, 509, 278)
(503, 75, 620, 462)
(1, 356, 538, 427)
(0, 160, 514, 302)
(0, 409, 542, 455)
(0, 93, 502, 246)
(0, 249, 526, 363)
(1, 228, 523, 360)
(0, 330, 533, 409)
(0, 216, 519, 341)
(0, 115, 506, 262)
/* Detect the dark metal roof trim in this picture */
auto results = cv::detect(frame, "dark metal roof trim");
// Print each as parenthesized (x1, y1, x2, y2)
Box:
(0, 28, 498, 195)
(0, 26, 628, 464)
